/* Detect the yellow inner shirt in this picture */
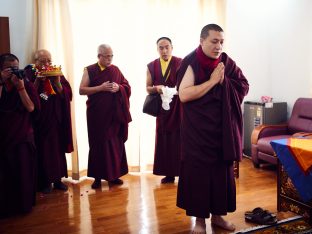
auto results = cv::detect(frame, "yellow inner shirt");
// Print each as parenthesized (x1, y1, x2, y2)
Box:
(98, 62, 106, 71)
(160, 57, 171, 81)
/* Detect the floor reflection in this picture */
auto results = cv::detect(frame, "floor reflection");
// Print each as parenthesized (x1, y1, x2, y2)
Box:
(87, 178, 130, 233)
(0, 159, 290, 233)
(0, 174, 208, 233)
(152, 178, 193, 234)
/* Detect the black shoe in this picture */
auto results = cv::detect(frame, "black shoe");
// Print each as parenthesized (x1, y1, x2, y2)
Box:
(108, 178, 123, 185)
(245, 207, 276, 218)
(54, 181, 68, 191)
(245, 209, 277, 225)
(91, 179, 101, 189)
(161, 176, 175, 184)
(41, 184, 53, 194)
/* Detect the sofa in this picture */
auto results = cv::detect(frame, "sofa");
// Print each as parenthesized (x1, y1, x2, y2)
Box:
(251, 98, 312, 168)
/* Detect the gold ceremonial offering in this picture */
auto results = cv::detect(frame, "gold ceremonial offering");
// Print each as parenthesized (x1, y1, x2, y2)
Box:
(36, 64, 63, 77)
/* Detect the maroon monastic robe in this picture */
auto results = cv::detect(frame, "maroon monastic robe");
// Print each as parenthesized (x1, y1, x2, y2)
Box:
(26, 69, 73, 189)
(147, 56, 182, 177)
(176, 47, 249, 218)
(0, 79, 40, 217)
(86, 63, 131, 181)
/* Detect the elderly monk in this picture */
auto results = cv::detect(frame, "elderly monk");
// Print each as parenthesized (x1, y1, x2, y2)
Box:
(146, 37, 182, 184)
(0, 53, 40, 217)
(79, 44, 131, 189)
(26, 49, 73, 193)
(176, 24, 249, 233)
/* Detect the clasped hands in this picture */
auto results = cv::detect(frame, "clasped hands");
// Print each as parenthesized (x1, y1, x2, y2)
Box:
(210, 62, 225, 85)
(101, 81, 119, 93)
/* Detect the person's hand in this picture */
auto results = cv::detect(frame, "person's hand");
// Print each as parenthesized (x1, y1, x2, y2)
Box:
(110, 82, 119, 93)
(210, 62, 225, 85)
(11, 74, 25, 90)
(155, 85, 164, 94)
(99, 81, 113, 92)
(50, 75, 61, 84)
(0, 68, 13, 82)
(50, 75, 61, 87)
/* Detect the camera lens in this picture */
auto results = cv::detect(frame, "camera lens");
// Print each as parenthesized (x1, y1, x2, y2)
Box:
(11, 67, 25, 80)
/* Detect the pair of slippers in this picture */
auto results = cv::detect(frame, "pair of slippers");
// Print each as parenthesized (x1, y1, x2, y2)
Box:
(245, 207, 277, 225)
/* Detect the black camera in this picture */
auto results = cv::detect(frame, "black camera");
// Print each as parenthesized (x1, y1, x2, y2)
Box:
(10, 67, 25, 79)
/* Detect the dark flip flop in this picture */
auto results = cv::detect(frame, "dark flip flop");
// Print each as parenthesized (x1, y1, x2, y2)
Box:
(245, 207, 264, 216)
(245, 207, 276, 218)
(245, 210, 278, 225)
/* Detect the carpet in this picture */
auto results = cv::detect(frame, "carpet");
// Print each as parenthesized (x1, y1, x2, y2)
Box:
(236, 215, 312, 234)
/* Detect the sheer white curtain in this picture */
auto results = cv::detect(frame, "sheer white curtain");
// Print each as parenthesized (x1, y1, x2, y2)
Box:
(32, 0, 79, 178)
(34, 0, 226, 177)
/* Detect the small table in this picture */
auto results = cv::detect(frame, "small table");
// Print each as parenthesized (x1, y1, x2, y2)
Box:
(271, 138, 312, 224)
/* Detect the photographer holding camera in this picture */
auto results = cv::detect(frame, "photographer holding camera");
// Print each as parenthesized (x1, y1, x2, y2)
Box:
(25, 49, 73, 194)
(0, 53, 40, 218)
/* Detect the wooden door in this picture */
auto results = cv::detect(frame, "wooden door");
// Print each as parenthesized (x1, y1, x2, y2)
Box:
(0, 17, 10, 54)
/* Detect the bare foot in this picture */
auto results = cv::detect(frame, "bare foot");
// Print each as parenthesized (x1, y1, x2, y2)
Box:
(192, 218, 206, 234)
(211, 215, 235, 231)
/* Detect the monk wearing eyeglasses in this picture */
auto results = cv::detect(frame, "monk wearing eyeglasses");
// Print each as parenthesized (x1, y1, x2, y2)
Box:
(80, 44, 131, 189)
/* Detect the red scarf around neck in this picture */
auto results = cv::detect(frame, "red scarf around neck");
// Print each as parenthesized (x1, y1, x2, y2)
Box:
(195, 45, 220, 70)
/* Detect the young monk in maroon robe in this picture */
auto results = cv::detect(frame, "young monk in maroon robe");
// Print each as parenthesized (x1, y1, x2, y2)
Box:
(177, 24, 249, 233)
(146, 37, 182, 184)
(26, 49, 73, 193)
(79, 44, 131, 189)
(0, 53, 40, 218)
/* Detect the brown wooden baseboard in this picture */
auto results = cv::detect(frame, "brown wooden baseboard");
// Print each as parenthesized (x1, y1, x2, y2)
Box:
(67, 169, 87, 178)
(145, 164, 153, 171)
(128, 166, 140, 172)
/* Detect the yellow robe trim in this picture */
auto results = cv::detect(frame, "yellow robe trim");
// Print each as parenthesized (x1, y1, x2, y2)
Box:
(160, 57, 171, 81)
(98, 62, 106, 71)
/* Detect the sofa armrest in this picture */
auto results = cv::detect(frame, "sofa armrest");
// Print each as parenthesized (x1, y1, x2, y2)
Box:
(251, 124, 288, 144)
(292, 132, 312, 139)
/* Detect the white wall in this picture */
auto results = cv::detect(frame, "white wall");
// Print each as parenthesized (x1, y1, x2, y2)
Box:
(226, 0, 312, 112)
(0, 0, 34, 66)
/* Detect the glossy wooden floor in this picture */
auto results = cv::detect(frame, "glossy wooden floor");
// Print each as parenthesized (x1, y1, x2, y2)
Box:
(0, 158, 295, 234)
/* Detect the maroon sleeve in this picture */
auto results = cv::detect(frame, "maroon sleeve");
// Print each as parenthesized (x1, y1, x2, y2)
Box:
(114, 68, 132, 142)
(223, 54, 249, 104)
(222, 54, 249, 162)
(24, 79, 41, 113)
(60, 76, 74, 153)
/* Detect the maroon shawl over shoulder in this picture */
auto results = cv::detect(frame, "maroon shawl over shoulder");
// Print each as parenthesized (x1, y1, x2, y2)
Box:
(147, 56, 182, 176)
(86, 63, 131, 180)
(177, 47, 249, 163)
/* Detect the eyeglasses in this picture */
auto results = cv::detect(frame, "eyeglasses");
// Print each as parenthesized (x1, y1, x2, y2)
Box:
(36, 58, 52, 64)
(99, 54, 113, 59)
